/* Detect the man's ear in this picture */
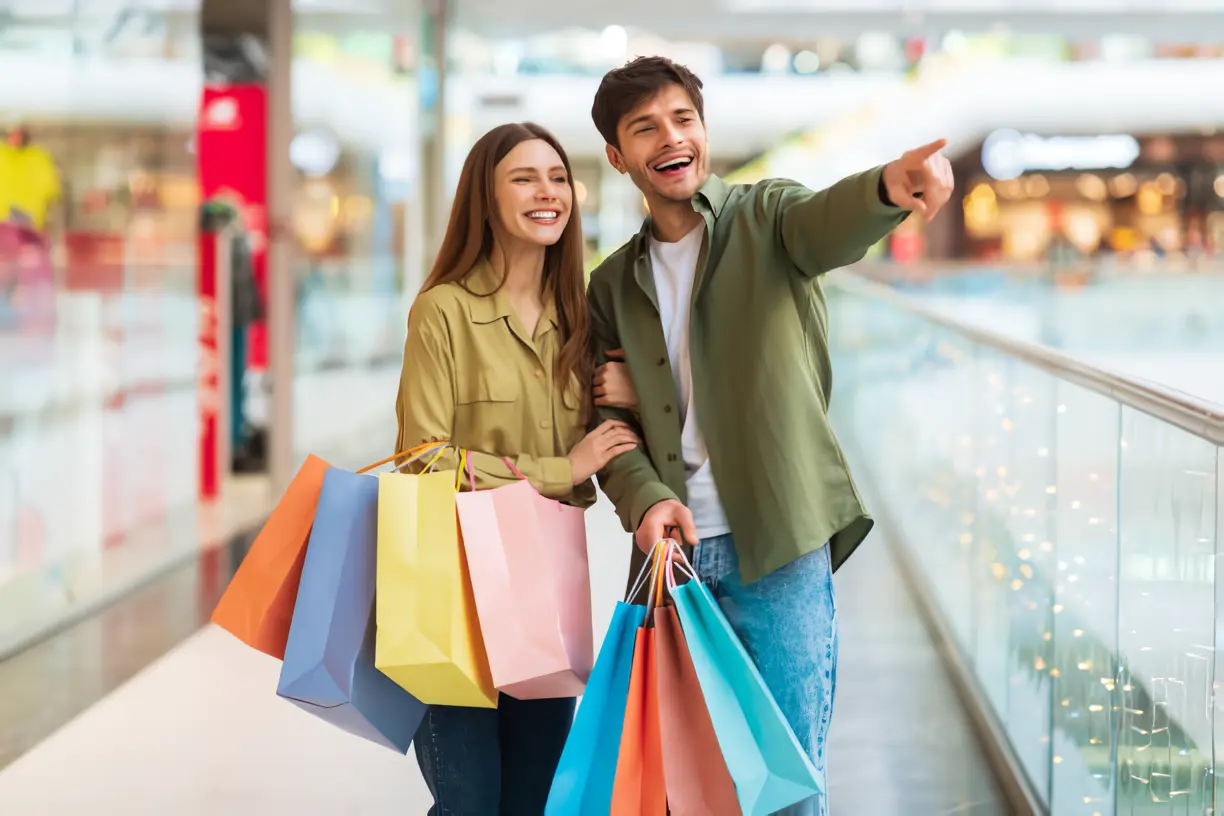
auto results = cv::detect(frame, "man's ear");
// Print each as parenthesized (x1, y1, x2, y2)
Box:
(605, 143, 627, 174)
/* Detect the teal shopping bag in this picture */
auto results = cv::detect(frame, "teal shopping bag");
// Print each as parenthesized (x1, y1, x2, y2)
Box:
(669, 551, 822, 815)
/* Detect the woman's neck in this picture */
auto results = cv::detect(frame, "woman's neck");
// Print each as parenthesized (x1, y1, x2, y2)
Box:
(490, 239, 546, 301)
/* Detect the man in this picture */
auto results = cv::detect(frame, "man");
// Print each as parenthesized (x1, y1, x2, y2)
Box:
(586, 56, 953, 814)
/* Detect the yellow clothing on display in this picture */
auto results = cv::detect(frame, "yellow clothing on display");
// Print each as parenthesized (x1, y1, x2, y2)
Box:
(0, 143, 61, 230)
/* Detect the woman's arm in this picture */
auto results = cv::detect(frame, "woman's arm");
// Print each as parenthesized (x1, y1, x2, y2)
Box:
(394, 299, 576, 499)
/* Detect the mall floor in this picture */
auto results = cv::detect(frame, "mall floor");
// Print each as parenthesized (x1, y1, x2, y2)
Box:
(0, 472, 1007, 815)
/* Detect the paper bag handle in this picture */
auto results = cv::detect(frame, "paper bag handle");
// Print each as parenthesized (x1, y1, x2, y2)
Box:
(356, 440, 450, 475)
(453, 449, 477, 492)
(501, 457, 528, 481)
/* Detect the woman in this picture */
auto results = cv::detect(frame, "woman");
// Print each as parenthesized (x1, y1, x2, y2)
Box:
(395, 122, 638, 814)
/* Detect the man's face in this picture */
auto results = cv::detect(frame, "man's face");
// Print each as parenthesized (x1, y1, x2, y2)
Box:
(607, 83, 708, 204)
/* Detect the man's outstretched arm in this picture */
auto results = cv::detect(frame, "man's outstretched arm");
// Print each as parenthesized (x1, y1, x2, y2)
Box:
(776, 138, 954, 278)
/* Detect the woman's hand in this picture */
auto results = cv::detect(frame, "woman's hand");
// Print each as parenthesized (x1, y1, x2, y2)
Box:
(568, 419, 641, 484)
(593, 349, 639, 411)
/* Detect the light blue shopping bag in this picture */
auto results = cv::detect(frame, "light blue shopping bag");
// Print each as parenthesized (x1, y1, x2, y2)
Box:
(671, 572, 822, 815)
(277, 467, 427, 752)
(545, 600, 648, 815)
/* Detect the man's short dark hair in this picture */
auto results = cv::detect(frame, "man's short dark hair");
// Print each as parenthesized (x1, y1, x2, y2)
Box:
(591, 56, 705, 149)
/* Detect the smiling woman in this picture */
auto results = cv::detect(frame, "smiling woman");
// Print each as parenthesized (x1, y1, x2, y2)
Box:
(393, 122, 643, 814)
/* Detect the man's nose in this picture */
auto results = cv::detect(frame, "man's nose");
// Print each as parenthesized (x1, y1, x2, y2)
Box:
(659, 121, 685, 146)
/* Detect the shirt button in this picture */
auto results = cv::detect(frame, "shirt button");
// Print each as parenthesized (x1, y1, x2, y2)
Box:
(657, 357, 667, 366)
(668, 453, 677, 462)
(664, 405, 673, 414)
(534, 368, 545, 379)
(539, 419, 552, 430)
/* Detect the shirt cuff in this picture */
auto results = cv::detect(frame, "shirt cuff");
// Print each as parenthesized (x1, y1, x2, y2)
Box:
(870, 165, 902, 214)
(629, 482, 682, 533)
(531, 455, 575, 500)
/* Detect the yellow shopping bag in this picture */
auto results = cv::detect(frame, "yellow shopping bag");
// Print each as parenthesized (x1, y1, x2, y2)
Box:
(375, 447, 497, 708)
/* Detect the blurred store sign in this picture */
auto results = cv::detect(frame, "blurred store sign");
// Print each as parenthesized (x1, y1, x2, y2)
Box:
(982, 129, 1140, 181)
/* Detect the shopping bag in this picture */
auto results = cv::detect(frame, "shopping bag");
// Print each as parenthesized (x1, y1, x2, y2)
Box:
(669, 547, 822, 815)
(455, 456, 593, 699)
(211, 454, 330, 659)
(544, 552, 658, 816)
(277, 467, 426, 752)
(375, 447, 497, 708)
(655, 602, 741, 815)
(610, 546, 669, 816)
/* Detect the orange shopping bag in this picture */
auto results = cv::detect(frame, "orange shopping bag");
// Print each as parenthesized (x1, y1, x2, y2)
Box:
(211, 443, 438, 659)
(609, 546, 668, 816)
(211, 455, 330, 659)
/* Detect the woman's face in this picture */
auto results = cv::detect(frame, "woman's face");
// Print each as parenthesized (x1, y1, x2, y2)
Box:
(492, 138, 573, 248)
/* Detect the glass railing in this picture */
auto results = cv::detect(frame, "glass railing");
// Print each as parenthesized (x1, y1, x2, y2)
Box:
(826, 270, 1223, 814)
(858, 262, 1224, 407)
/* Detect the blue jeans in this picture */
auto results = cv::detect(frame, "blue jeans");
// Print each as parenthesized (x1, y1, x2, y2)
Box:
(692, 535, 839, 816)
(413, 693, 576, 815)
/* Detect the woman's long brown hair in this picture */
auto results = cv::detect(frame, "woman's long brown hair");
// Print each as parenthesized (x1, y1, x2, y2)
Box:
(419, 122, 591, 409)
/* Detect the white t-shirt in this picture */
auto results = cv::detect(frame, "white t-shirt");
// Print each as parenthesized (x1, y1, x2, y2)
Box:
(649, 223, 731, 539)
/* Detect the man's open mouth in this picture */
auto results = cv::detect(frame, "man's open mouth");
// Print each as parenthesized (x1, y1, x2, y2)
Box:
(652, 157, 693, 176)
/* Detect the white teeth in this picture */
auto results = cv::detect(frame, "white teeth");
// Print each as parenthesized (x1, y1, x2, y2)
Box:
(527, 211, 559, 220)
(654, 157, 691, 171)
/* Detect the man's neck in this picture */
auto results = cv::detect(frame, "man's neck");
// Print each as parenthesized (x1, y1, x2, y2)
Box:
(648, 198, 704, 244)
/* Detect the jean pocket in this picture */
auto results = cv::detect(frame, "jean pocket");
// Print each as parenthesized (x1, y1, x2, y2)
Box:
(693, 535, 739, 588)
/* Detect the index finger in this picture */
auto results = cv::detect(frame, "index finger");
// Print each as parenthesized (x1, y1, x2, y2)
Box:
(905, 138, 948, 163)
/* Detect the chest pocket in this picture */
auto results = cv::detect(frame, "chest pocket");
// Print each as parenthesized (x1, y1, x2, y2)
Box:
(456, 367, 520, 405)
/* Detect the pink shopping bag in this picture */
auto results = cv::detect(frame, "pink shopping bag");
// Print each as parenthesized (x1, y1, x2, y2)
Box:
(454, 455, 593, 699)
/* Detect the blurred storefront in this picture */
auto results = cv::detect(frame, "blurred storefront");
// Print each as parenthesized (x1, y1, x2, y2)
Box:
(951, 131, 1224, 266)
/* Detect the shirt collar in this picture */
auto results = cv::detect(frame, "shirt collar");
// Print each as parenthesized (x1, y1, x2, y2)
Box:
(694, 173, 732, 218)
(631, 173, 730, 258)
(464, 257, 558, 333)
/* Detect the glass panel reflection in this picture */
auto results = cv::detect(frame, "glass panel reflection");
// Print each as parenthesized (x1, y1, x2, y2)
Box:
(827, 282, 1222, 815)
(1115, 408, 1216, 813)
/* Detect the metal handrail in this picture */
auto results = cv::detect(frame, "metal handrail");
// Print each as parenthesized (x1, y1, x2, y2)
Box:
(830, 270, 1224, 446)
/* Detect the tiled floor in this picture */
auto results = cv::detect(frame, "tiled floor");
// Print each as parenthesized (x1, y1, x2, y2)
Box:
(0, 492, 1008, 815)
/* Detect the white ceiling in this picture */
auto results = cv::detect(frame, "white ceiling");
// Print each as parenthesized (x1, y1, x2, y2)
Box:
(449, 0, 1224, 41)
(7, 0, 1224, 42)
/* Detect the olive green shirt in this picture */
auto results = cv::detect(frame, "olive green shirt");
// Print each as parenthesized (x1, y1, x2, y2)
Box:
(588, 167, 906, 584)
(395, 258, 597, 508)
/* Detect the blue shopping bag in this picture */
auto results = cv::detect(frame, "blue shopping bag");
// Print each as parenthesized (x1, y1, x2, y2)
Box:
(545, 600, 648, 815)
(671, 571, 822, 815)
(277, 467, 426, 752)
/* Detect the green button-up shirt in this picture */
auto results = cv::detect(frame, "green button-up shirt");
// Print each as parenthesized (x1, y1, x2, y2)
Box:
(588, 167, 906, 585)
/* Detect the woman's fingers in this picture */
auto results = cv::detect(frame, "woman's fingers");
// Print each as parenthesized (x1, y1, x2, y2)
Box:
(603, 430, 640, 450)
(603, 441, 639, 460)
